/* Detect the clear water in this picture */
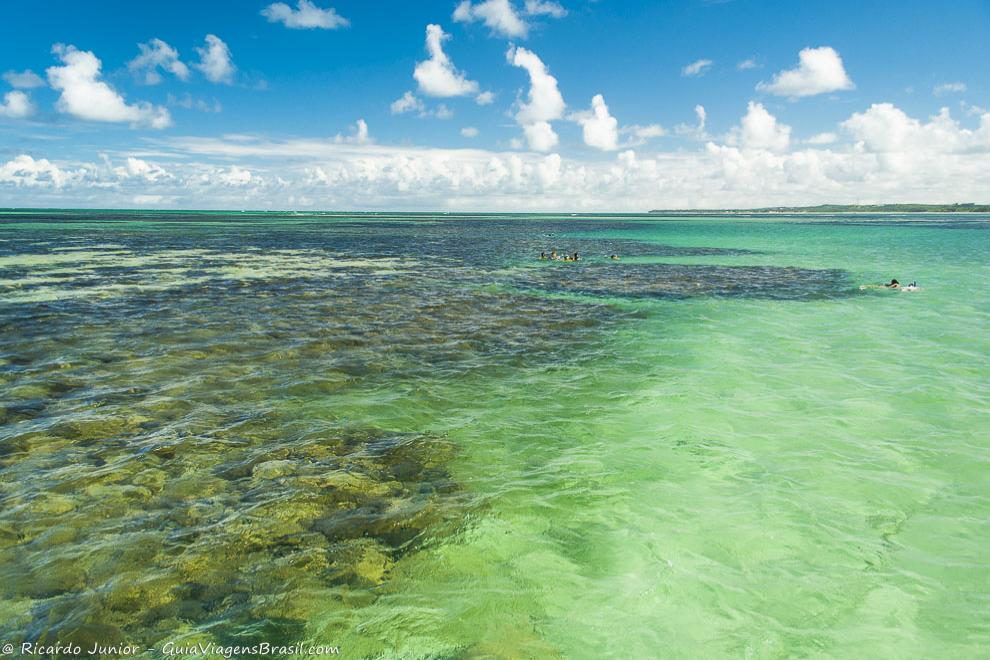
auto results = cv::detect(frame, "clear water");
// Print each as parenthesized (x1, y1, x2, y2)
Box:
(1, 211, 988, 658)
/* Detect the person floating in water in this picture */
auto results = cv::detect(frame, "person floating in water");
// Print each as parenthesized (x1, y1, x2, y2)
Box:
(550, 250, 558, 260)
(860, 278, 919, 291)
(572, 252, 580, 261)
(539, 251, 547, 260)
(609, 254, 620, 260)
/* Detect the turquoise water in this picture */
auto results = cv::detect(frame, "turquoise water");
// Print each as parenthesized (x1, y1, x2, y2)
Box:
(1, 212, 988, 658)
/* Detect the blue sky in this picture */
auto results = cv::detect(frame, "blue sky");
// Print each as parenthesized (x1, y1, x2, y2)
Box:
(1, 0, 989, 209)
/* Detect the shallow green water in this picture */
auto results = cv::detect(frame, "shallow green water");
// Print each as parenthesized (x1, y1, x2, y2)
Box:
(1, 212, 988, 658)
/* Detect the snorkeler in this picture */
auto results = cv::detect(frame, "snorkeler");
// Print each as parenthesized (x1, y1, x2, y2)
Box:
(550, 250, 558, 260)
(609, 254, 620, 260)
(540, 251, 547, 260)
(572, 252, 580, 261)
(885, 279, 900, 289)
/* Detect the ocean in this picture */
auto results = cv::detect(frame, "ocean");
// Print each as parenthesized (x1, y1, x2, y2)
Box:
(1, 210, 988, 658)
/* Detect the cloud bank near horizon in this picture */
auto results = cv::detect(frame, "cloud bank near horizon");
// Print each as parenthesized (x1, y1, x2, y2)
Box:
(4, 100, 989, 211)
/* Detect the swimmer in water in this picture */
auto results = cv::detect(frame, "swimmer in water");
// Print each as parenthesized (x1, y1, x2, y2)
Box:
(550, 250, 558, 260)
(609, 254, 620, 260)
(572, 252, 580, 261)
(885, 279, 900, 289)
(539, 251, 547, 260)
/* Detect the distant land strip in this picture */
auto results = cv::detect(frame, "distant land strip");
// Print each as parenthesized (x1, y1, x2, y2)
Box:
(648, 203, 990, 214)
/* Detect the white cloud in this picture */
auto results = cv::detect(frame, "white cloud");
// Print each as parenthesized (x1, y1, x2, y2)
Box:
(46, 45, 172, 129)
(737, 58, 759, 71)
(806, 132, 837, 145)
(215, 165, 253, 186)
(522, 121, 557, 151)
(842, 103, 990, 171)
(618, 123, 667, 147)
(128, 39, 189, 85)
(113, 157, 171, 182)
(461, 126, 479, 137)
(261, 0, 349, 29)
(390, 91, 454, 119)
(933, 82, 966, 96)
(195, 35, 236, 85)
(675, 104, 708, 139)
(573, 94, 619, 150)
(524, 0, 566, 17)
(167, 93, 222, 113)
(682, 59, 713, 77)
(333, 118, 370, 144)
(2, 69, 45, 89)
(414, 24, 479, 98)
(962, 101, 988, 117)
(507, 45, 565, 151)
(133, 194, 163, 205)
(732, 101, 791, 152)
(0, 91, 34, 119)
(453, 0, 529, 38)
(0, 154, 81, 187)
(757, 46, 854, 97)
(475, 90, 495, 105)
(391, 91, 425, 114)
(8, 104, 990, 212)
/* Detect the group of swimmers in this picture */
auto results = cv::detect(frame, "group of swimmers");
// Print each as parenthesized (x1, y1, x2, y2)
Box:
(540, 250, 580, 261)
(539, 251, 622, 261)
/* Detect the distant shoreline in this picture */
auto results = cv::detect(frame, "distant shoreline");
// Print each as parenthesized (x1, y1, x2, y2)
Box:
(648, 204, 990, 214)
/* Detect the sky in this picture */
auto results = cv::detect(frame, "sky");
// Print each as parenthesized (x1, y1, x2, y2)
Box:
(1, 0, 989, 211)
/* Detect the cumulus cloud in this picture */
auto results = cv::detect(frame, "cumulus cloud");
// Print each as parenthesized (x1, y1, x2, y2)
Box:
(113, 157, 172, 182)
(572, 94, 619, 150)
(454, 0, 565, 37)
(682, 59, 713, 77)
(524, 0, 566, 17)
(2, 69, 45, 89)
(842, 103, 990, 171)
(805, 132, 837, 145)
(195, 35, 236, 84)
(0, 91, 34, 119)
(47, 45, 172, 129)
(215, 165, 253, 186)
(261, 0, 349, 29)
(0, 154, 81, 187)
(391, 91, 425, 114)
(454, 0, 528, 37)
(414, 24, 479, 98)
(461, 126, 479, 137)
(521, 121, 557, 151)
(333, 118, 370, 144)
(390, 91, 453, 119)
(507, 45, 565, 151)
(128, 39, 189, 85)
(619, 123, 667, 147)
(933, 82, 966, 96)
(7, 100, 990, 210)
(757, 46, 854, 97)
(475, 90, 495, 105)
(731, 101, 791, 152)
(675, 104, 708, 139)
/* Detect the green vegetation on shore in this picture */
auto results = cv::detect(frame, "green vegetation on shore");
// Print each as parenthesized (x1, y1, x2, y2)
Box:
(649, 203, 990, 214)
